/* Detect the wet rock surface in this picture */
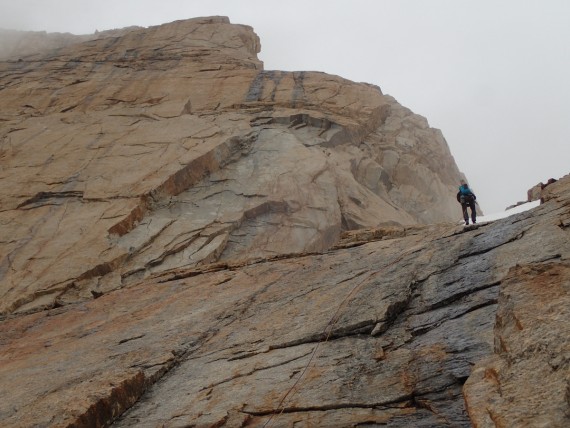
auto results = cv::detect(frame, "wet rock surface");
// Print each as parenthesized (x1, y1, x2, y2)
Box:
(1, 17, 569, 427)
(1, 176, 569, 427)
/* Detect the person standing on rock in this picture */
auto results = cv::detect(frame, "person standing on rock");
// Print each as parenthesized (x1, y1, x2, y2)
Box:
(457, 180, 477, 225)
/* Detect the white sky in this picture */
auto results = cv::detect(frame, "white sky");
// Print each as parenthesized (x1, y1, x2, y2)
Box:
(1, 0, 569, 213)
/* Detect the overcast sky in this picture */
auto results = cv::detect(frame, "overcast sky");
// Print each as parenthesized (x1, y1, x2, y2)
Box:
(1, 0, 569, 213)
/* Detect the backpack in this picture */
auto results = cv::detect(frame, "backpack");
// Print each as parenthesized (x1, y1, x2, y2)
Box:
(459, 185, 473, 196)
(457, 187, 476, 204)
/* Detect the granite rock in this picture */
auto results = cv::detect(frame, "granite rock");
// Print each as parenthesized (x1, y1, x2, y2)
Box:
(1, 17, 464, 317)
(2, 17, 568, 428)
(0, 175, 569, 427)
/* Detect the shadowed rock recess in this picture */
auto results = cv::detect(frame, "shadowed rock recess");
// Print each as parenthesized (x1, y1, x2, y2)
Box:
(0, 17, 568, 428)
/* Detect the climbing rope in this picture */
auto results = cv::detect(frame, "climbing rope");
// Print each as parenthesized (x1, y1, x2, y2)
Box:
(263, 271, 372, 428)
(262, 271, 373, 427)
(262, 248, 415, 427)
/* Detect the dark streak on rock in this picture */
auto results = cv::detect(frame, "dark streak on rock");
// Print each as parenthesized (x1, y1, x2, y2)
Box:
(17, 191, 84, 209)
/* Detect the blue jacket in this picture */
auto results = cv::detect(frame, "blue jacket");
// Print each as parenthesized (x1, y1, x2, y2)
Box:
(457, 185, 476, 203)
(459, 185, 473, 196)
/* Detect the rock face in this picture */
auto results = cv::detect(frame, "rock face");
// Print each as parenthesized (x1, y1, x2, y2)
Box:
(2, 17, 568, 428)
(0, 17, 464, 317)
(1, 176, 569, 427)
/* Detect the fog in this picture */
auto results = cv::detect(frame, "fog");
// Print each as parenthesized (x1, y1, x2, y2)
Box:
(1, 0, 569, 213)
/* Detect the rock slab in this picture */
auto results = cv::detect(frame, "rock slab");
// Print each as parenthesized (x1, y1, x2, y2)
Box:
(1, 176, 569, 426)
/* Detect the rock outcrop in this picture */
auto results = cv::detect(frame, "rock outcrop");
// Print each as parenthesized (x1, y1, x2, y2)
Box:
(526, 178, 558, 204)
(2, 17, 568, 428)
(0, 17, 464, 317)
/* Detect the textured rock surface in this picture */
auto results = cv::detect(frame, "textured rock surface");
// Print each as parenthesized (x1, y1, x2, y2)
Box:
(1, 175, 569, 426)
(0, 17, 464, 317)
(2, 17, 568, 428)
(526, 178, 558, 204)
(462, 176, 570, 428)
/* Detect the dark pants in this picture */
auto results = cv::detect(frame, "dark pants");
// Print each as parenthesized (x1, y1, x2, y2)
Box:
(462, 201, 476, 224)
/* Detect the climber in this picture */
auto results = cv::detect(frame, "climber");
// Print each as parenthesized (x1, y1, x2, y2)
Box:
(457, 179, 477, 225)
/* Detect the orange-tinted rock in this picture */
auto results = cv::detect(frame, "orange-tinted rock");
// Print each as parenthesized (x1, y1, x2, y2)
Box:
(0, 17, 465, 316)
(2, 17, 569, 428)
(1, 174, 569, 427)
